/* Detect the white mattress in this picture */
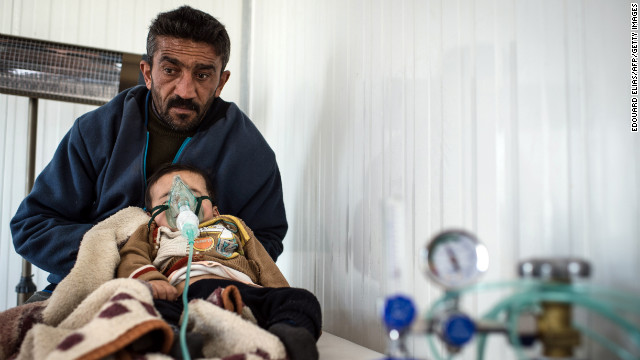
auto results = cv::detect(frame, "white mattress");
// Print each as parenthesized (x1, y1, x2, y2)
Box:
(318, 332, 385, 360)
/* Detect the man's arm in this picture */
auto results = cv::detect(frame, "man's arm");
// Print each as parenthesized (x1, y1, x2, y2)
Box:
(10, 123, 99, 284)
(230, 162, 288, 262)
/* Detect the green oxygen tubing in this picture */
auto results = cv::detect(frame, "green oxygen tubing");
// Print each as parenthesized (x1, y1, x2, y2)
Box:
(175, 204, 200, 360)
(422, 280, 640, 360)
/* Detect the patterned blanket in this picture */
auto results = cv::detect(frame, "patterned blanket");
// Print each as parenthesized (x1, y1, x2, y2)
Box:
(0, 207, 286, 360)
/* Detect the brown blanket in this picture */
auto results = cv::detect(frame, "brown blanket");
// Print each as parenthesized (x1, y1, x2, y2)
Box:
(0, 207, 286, 360)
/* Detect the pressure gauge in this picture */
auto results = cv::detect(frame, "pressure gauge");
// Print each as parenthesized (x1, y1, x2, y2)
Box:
(422, 230, 488, 289)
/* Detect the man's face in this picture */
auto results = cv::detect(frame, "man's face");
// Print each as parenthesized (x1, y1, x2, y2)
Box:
(141, 36, 231, 131)
(149, 170, 218, 229)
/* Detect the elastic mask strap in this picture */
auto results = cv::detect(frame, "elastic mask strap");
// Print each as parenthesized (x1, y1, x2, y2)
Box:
(194, 196, 211, 217)
(148, 204, 169, 230)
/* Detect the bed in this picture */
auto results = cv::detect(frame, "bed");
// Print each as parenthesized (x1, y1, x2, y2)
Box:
(319, 332, 384, 360)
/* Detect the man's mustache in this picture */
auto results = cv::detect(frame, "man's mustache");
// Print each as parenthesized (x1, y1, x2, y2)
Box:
(167, 97, 200, 113)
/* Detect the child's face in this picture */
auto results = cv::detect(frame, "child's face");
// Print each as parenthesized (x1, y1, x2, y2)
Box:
(149, 170, 218, 229)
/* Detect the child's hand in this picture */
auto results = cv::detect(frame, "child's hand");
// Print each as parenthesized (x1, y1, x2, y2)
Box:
(149, 280, 178, 301)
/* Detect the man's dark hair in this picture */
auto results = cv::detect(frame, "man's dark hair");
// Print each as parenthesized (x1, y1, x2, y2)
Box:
(145, 163, 216, 210)
(146, 5, 231, 72)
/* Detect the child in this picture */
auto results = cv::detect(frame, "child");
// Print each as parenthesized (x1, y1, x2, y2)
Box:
(117, 163, 321, 360)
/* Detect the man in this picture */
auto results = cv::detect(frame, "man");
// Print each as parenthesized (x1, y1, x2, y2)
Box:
(10, 6, 287, 301)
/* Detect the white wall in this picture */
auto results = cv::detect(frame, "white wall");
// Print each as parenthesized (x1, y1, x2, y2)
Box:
(250, 0, 639, 358)
(1, 1, 638, 359)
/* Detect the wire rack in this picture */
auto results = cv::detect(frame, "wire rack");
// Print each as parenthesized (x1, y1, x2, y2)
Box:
(0, 33, 135, 105)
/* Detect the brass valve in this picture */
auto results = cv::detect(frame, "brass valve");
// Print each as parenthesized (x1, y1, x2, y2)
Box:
(537, 301, 581, 357)
(518, 258, 590, 358)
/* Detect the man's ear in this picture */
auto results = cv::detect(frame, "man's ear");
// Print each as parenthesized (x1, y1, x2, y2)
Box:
(212, 206, 220, 217)
(140, 60, 152, 90)
(214, 70, 230, 98)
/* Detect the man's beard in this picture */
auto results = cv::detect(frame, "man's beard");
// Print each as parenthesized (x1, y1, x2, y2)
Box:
(151, 84, 213, 132)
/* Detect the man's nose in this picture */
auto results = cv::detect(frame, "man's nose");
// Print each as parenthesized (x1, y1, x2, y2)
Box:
(174, 73, 197, 99)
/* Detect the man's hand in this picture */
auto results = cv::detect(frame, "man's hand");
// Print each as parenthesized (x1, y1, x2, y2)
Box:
(149, 280, 178, 301)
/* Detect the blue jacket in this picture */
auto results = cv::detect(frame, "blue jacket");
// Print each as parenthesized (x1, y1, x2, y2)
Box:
(10, 85, 287, 285)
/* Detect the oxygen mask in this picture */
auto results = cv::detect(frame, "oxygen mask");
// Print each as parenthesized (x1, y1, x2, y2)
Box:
(147, 174, 211, 237)
(166, 175, 200, 229)
(168, 175, 204, 241)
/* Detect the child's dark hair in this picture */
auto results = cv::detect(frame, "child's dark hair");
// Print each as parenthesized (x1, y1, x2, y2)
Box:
(145, 163, 215, 210)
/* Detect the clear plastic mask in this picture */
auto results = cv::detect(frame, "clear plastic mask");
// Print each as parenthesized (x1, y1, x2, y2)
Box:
(166, 175, 206, 228)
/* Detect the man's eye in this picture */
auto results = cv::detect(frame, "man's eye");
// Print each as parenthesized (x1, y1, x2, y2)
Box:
(196, 73, 210, 80)
(163, 68, 175, 75)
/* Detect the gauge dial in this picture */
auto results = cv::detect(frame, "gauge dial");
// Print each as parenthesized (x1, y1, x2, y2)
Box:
(422, 230, 488, 289)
